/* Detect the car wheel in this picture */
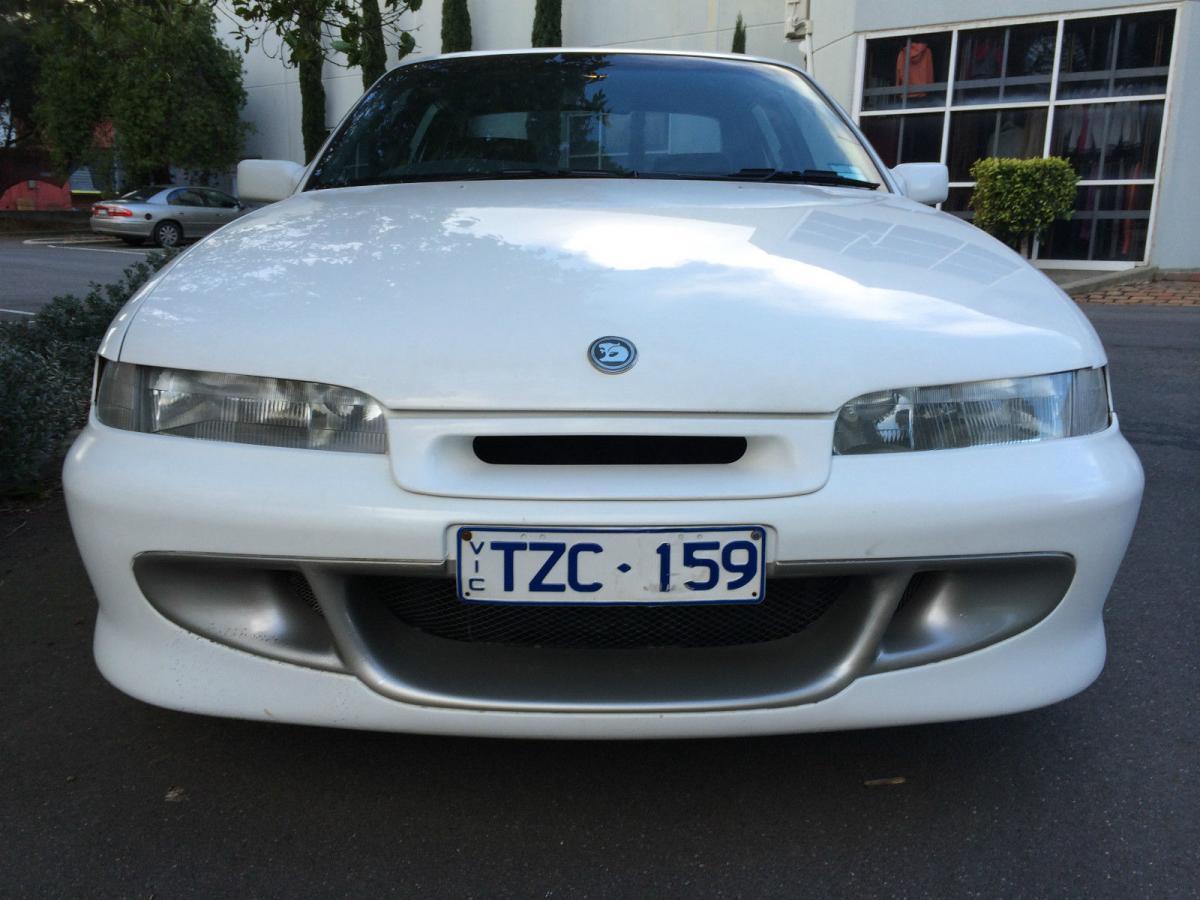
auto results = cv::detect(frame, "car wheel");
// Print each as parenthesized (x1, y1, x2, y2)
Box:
(153, 220, 182, 248)
(120, 236, 145, 246)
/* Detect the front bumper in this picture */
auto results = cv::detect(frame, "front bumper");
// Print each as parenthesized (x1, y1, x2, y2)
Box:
(63, 417, 1143, 738)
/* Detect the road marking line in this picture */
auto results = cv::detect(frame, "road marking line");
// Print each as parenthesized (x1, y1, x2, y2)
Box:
(22, 235, 118, 245)
(0, 307, 36, 316)
(41, 243, 151, 256)
(22, 235, 150, 254)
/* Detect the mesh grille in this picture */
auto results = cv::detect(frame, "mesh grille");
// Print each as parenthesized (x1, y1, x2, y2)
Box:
(286, 570, 322, 614)
(360, 576, 848, 649)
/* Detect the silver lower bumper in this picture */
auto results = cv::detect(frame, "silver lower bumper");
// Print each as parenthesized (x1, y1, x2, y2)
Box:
(133, 552, 1074, 714)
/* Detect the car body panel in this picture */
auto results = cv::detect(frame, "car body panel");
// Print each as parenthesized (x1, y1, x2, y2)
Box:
(89, 215, 156, 240)
(115, 178, 1103, 413)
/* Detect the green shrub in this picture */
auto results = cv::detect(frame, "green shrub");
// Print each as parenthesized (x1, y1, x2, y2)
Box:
(969, 157, 1078, 255)
(0, 251, 175, 494)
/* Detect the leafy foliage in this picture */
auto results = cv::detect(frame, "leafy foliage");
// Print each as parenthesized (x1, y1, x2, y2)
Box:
(441, 0, 471, 53)
(732, 13, 746, 53)
(531, 0, 561, 47)
(230, 0, 421, 160)
(969, 157, 1078, 253)
(0, 251, 176, 494)
(32, 3, 247, 186)
(0, 13, 37, 147)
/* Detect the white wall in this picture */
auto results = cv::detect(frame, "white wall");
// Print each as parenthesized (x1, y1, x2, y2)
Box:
(1148, 0, 1199, 269)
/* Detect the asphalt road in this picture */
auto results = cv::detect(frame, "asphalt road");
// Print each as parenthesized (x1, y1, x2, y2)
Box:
(0, 235, 153, 319)
(1, 305, 1196, 897)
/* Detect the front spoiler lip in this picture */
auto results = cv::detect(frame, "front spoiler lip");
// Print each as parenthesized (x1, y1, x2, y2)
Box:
(132, 550, 1074, 715)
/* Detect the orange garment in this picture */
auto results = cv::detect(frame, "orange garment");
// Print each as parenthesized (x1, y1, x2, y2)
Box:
(896, 42, 934, 98)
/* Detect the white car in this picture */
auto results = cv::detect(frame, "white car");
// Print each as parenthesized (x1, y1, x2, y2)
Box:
(64, 50, 1143, 739)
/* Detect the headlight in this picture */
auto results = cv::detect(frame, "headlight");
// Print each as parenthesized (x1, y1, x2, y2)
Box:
(96, 361, 387, 454)
(833, 368, 1109, 455)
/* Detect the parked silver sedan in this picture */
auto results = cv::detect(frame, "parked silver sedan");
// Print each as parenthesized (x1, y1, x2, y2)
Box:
(90, 185, 246, 247)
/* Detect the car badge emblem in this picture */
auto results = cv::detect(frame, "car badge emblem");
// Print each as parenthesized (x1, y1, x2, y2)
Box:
(588, 336, 637, 374)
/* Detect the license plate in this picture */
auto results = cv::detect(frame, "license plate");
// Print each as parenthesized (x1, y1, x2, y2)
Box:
(455, 526, 766, 605)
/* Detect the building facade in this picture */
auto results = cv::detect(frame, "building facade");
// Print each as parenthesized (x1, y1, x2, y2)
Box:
(228, 0, 1198, 270)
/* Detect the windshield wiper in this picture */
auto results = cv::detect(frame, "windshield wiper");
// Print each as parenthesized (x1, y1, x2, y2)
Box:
(496, 167, 635, 179)
(728, 168, 880, 189)
(325, 168, 635, 189)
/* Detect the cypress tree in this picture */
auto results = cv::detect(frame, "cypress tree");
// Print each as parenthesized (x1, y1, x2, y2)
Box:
(731, 13, 746, 53)
(297, 9, 327, 162)
(531, 0, 561, 47)
(359, 0, 386, 88)
(441, 0, 472, 53)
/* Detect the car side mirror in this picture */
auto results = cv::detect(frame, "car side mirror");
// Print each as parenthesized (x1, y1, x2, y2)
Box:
(237, 159, 306, 203)
(890, 163, 949, 206)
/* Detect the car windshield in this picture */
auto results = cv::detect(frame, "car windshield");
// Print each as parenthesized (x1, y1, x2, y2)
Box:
(307, 53, 885, 190)
(119, 186, 171, 202)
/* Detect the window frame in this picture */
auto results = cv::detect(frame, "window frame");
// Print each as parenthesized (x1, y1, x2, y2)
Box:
(851, 3, 1181, 268)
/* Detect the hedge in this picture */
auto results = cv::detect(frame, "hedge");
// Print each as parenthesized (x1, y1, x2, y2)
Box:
(969, 157, 1078, 255)
(0, 251, 175, 494)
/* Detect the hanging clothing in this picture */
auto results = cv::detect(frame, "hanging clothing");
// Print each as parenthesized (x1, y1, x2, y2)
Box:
(896, 42, 935, 98)
(994, 120, 1032, 157)
(961, 35, 1002, 80)
(1023, 34, 1057, 75)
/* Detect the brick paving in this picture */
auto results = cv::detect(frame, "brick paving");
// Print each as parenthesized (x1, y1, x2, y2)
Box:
(1071, 275, 1200, 307)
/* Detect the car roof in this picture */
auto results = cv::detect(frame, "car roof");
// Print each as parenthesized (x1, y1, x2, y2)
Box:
(139, 185, 227, 193)
(132, 185, 230, 197)
(407, 47, 800, 70)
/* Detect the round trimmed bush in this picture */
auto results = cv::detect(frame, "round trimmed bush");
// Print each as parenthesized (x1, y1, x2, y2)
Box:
(969, 157, 1078, 256)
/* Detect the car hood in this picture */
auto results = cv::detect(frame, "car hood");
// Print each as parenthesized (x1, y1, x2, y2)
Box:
(115, 179, 1103, 413)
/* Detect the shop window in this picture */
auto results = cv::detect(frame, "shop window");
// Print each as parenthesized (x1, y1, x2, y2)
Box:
(954, 23, 1057, 105)
(947, 108, 1047, 180)
(1049, 100, 1163, 180)
(856, 9, 1174, 263)
(1058, 10, 1175, 99)
(940, 187, 975, 220)
(858, 113, 944, 168)
(1041, 184, 1153, 261)
(861, 32, 952, 111)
